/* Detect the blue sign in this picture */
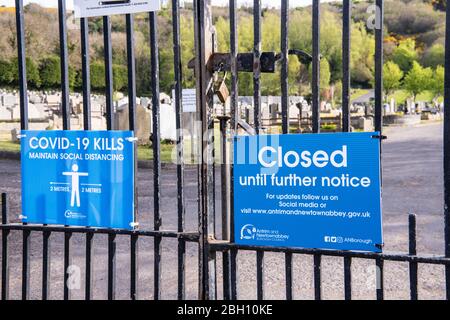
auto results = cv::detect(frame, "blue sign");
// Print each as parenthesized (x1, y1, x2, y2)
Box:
(21, 130, 135, 230)
(234, 132, 383, 253)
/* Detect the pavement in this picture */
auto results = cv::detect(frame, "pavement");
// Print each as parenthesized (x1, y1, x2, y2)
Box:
(0, 122, 448, 300)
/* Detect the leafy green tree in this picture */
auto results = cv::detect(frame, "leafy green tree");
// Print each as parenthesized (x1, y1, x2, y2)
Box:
(430, 65, 444, 102)
(113, 64, 127, 91)
(308, 57, 331, 100)
(383, 61, 403, 101)
(10, 57, 41, 88)
(0, 60, 13, 85)
(403, 61, 433, 101)
(39, 56, 61, 88)
(90, 61, 105, 90)
(422, 43, 445, 68)
(392, 39, 418, 73)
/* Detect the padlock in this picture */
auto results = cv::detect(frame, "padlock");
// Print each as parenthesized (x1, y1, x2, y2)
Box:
(214, 72, 230, 104)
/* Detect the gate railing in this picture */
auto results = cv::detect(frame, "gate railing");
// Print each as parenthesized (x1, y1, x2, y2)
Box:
(1, 0, 198, 300)
(197, 0, 450, 300)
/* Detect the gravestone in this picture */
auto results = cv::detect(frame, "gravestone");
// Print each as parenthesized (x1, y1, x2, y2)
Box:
(289, 105, 299, 119)
(29, 104, 47, 120)
(29, 94, 43, 104)
(141, 97, 150, 108)
(45, 94, 60, 106)
(115, 104, 151, 145)
(0, 106, 11, 121)
(2, 95, 18, 106)
(159, 103, 176, 141)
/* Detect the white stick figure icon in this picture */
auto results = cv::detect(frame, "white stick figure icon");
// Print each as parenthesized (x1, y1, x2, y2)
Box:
(63, 164, 88, 207)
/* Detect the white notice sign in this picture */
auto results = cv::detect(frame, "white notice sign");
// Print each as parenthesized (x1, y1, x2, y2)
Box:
(74, 0, 160, 18)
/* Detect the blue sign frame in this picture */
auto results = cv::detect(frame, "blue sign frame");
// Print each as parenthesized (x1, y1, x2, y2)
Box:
(21, 130, 135, 230)
(234, 132, 383, 253)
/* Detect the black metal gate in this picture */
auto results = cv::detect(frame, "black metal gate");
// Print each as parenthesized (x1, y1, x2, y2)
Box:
(1, 0, 450, 300)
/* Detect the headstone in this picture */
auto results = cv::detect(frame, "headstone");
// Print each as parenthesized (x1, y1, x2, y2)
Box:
(46, 94, 60, 106)
(0, 106, 11, 121)
(261, 104, 270, 120)
(141, 97, 151, 108)
(159, 103, 177, 141)
(29, 94, 43, 104)
(358, 117, 373, 132)
(28, 104, 47, 120)
(2, 95, 18, 106)
(289, 105, 299, 119)
(116, 104, 151, 145)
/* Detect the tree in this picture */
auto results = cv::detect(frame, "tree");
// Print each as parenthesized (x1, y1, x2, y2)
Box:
(39, 56, 61, 88)
(0, 59, 13, 85)
(309, 57, 331, 100)
(422, 43, 445, 68)
(10, 57, 41, 88)
(383, 62, 403, 101)
(430, 65, 444, 103)
(403, 61, 433, 101)
(112, 64, 127, 91)
(392, 39, 418, 74)
(90, 61, 105, 90)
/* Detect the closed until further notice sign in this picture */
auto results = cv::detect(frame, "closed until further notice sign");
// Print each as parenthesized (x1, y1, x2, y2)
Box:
(234, 133, 383, 253)
(21, 130, 135, 230)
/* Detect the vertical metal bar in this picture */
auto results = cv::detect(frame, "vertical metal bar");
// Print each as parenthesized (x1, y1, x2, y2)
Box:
(444, 0, 450, 300)
(376, 257, 384, 300)
(285, 252, 293, 300)
(230, 248, 238, 300)
(15, 0, 28, 130)
(342, 0, 351, 132)
(312, 0, 321, 133)
(1, 194, 9, 300)
(107, 233, 116, 300)
(409, 213, 418, 300)
(126, 13, 139, 301)
(150, 11, 162, 301)
(22, 229, 30, 300)
(219, 117, 231, 300)
(374, 0, 384, 134)
(172, 0, 186, 300)
(313, 253, 321, 300)
(194, 0, 216, 300)
(42, 230, 51, 300)
(82, 17, 93, 301)
(58, 0, 70, 130)
(256, 250, 264, 300)
(85, 231, 94, 300)
(126, 14, 137, 132)
(253, 0, 262, 134)
(281, 0, 289, 134)
(230, 0, 238, 133)
(63, 231, 72, 300)
(229, 0, 239, 301)
(375, 0, 385, 302)
(81, 17, 91, 130)
(344, 256, 352, 300)
(130, 234, 138, 300)
(103, 16, 114, 130)
(282, 2, 293, 295)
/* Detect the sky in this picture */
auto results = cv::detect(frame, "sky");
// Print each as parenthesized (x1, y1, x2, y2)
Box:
(0, 0, 326, 10)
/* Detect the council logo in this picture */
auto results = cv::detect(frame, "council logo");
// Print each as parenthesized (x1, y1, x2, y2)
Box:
(240, 224, 257, 240)
(64, 210, 86, 219)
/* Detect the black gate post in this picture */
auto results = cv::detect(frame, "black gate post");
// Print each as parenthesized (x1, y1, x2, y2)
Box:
(444, 0, 450, 300)
(194, 0, 217, 300)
